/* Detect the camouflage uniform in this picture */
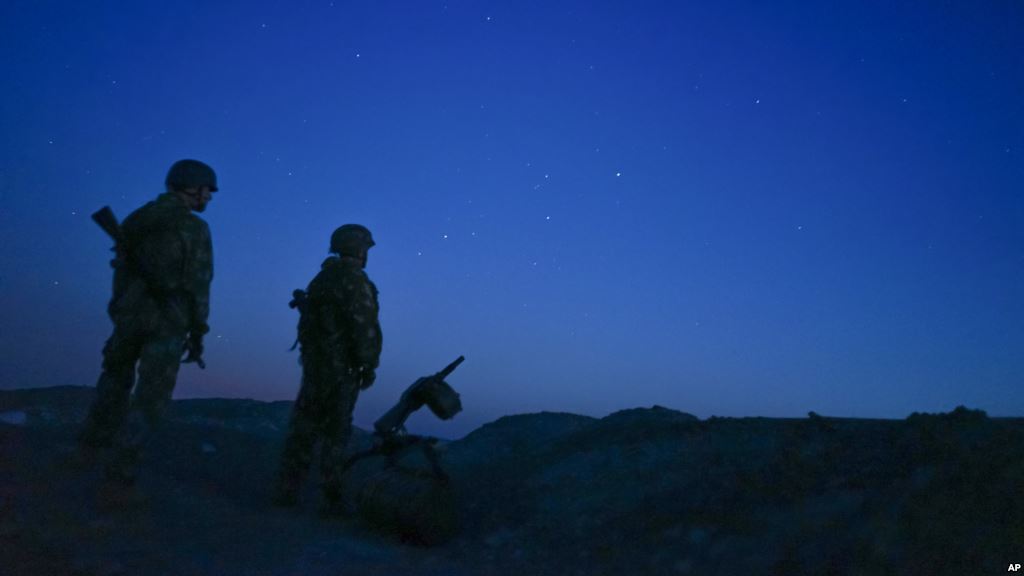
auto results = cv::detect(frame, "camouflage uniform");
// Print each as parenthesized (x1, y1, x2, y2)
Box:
(79, 192, 213, 483)
(276, 255, 382, 510)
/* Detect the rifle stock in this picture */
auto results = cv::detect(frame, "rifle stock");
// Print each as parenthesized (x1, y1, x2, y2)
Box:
(91, 206, 125, 245)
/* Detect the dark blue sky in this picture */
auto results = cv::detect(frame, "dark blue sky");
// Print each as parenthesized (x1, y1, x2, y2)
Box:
(2, 1, 1022, 437)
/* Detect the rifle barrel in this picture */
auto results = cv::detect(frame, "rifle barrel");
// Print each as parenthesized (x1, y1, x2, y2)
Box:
(436, 355, 465, 380)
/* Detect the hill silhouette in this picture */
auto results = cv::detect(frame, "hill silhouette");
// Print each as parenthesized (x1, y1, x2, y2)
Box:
(1, 386, 1022, 575)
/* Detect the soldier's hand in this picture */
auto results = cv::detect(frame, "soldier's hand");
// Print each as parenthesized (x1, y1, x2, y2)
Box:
(182, 333, 206, 369)
(358, 367, 376, 390)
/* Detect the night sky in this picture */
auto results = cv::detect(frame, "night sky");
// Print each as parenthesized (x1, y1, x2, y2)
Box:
(1, 1, 1022, 437)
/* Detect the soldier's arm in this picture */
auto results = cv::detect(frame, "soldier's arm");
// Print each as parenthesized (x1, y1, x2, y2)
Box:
(337, 274, 382, 370)
(183, 218, 214, 336)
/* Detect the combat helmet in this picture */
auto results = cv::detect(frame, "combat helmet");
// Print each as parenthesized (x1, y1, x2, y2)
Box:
(165, 159, 218, 191)
(330, 224, 375, 256)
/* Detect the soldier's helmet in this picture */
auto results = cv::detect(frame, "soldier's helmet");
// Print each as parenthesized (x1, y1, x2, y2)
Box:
(330, 224, 375, 256)
(165, 159, 218, 192)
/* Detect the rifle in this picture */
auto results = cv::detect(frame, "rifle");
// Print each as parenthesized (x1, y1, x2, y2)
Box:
(351, 359, 466, 545)
(344, 356, 465, 480)
(91, 206, 205, 369)
(374, 355, 464, 438)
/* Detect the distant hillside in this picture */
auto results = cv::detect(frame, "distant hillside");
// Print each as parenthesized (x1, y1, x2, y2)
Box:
(1, 386, 1022, 575)
(0, 386, 293, 435)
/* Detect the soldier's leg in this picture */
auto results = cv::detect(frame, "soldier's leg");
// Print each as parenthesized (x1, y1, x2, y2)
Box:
(79, 328, 141, 449)
(275, 375, 321, 505)
(105, 333, 184, 485)
(319, 380, 360, 515)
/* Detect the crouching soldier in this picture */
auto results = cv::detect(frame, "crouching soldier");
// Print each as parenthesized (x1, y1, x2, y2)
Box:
(274, 224, 382, 516)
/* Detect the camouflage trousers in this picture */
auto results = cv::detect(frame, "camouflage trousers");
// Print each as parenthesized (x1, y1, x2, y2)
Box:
(79, 322, 186, 484)
(276, 365, 361, 507)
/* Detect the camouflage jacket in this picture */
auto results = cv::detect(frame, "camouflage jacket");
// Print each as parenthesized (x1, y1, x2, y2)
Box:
(298, 256, 382, 372)
(109, 192, 213, 335)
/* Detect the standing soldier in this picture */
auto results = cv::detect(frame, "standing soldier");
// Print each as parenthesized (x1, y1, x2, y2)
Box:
(78, 159, 216, 486)
(275, 224, 382, 516)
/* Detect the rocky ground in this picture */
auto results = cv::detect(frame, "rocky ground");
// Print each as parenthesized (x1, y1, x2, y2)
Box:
(1, 386, 1022, 575)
